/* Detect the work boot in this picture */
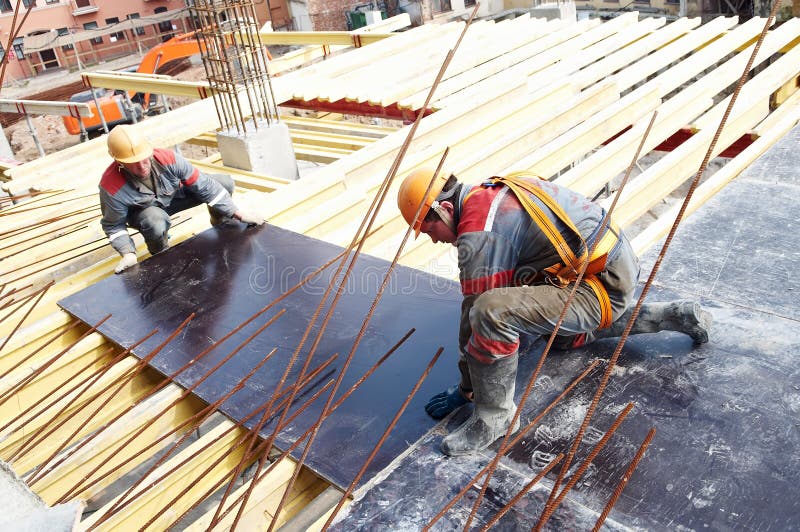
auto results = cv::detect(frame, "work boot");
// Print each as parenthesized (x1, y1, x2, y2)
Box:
(146, 234, 169, 255)
(441, 354, 520, 456)
(596, 300, 712, 344)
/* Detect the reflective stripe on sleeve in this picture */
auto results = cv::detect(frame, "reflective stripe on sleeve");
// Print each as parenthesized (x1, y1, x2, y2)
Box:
(208, 190, 227, 207)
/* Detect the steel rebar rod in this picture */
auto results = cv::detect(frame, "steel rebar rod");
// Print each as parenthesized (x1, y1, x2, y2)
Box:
(423, 359, 601, 530)
(321, 347, 444, 530)
(479, 454, 565, 532)
(19, 327, 166, 481)
(146, 378, 336, 531)
(201, 325, 419, 529)
(0, 218, 94, 258)
(536, 2, 781, 525)
(51, 246, 348, 503)
(462, 110, 660, 531)
(0, 282, 47, 327)
(87, 346, 281, 529)
(591, 428, 655, 532)
(74, 349, 336, 522)
(0, 205, 98, 239)
(7, 329, 158, 464)
(222, 6, 479, 527)
(265, 148, 450, 532)
(0, 312, 109, 408)
(54, 308, 285, 502)
(0, 2, 34, 89)
(535, 403, 634, 529)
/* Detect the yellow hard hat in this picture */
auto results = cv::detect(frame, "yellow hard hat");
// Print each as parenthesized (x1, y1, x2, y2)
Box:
(396, 167, 448, 237)
(107, 125, 153, 163)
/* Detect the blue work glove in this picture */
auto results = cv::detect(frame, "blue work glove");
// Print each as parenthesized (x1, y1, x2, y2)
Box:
(425, 384, 470, 419)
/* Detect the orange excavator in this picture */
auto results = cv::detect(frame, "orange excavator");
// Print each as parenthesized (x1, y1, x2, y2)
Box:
(62, 31, 205, 140)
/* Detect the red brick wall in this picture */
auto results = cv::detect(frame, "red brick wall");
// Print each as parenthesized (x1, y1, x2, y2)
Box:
(306, 0, 370, 31)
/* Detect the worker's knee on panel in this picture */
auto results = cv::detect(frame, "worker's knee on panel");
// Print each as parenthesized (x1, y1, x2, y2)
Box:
(551, 332, 592, 351)
(136, 207, 171, 254)
(469, 290, 508, 334)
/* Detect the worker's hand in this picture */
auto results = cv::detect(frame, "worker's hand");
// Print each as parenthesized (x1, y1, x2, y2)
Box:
(425, 384, 470, 419)
(235, 210, 266, 226)
(114, 253, 138, 274)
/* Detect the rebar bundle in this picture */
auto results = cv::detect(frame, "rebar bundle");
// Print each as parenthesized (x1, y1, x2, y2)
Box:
(190, 0, 280, 134)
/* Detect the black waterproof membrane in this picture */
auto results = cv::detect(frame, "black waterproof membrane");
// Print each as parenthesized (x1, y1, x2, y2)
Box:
(58, 224, 463, 490)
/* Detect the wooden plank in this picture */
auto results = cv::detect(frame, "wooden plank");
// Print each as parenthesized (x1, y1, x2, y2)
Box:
(5, 361, 159, 475)
(33, 386, 205, 505)
(557, 17, 800, 196)
(79, 418, 252, 530)
(0, 98, 93, 118)
(398, 17, 588, 111)
(631, 90, 800, 255)
(82, 71, 216, 99)
(609, 97, 776, 227)
(259, 31, 394, 47)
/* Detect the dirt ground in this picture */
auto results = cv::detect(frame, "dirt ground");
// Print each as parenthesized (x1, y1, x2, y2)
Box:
(2, 63, 211, 163)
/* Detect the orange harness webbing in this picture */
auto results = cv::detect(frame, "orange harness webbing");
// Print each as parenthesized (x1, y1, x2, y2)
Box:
(490, 172, 619, 329)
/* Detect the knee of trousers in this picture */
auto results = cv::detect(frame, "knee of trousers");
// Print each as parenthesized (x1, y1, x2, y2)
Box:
(136, 207, 171, 239)
(469, 291, 512, 336)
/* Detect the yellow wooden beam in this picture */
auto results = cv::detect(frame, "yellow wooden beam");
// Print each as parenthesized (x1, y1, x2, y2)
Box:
(83, 71, 216, 99)
(259, 30, 393, 46)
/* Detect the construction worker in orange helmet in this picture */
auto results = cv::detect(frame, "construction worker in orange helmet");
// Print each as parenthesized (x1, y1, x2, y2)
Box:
(100, 125, 266, 274)
(397, 167, 712, 456)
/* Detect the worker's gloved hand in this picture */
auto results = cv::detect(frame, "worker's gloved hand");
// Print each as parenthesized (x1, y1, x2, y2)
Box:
(114, 252, 138, 274)
(235, 210, 266, 226)
(425, 384, 470, 419)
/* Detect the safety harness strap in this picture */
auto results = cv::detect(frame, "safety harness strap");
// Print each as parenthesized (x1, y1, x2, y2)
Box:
(489, 172, 617, 329)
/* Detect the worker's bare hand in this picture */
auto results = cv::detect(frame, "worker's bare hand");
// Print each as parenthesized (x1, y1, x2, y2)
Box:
(235, 210, 266, 226)
(114, 252, 138, 274)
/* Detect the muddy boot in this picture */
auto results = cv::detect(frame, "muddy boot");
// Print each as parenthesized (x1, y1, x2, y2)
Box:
(441, 354, 520, 456)
(595, 300, 712, 345)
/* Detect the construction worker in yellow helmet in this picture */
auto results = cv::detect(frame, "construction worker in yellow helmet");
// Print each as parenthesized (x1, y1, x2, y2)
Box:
(397, 167, 712, 456)
(100, 125, 265, 274)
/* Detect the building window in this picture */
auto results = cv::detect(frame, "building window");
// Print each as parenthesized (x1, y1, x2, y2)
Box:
(154, 6, 172, 33)
(75, 0, 92, 7)
(83, 21, 103, 45)
(0, 1, 11, 13)
(46, 0, 60, 4)
(465, 0, 476, 5)
(13, 37, 24, 59)
(127, 13, 146, 36)
(106, 17, 125, 41)
(57, 27, 73, 51)
(22, 0, 35, 7)
(0, 42, 5, 62)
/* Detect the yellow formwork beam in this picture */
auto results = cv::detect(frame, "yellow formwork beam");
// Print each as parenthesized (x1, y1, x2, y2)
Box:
(4, 360, 159, 475)
(33, 385, 205, 505)
(81, 419, 253, 530)
(82, 71, 216, 99)
(259, 30, 393, 47)
(0, 334, 111, 422)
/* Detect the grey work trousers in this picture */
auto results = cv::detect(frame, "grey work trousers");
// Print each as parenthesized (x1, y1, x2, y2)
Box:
(127, 173, 235, 255)
(465, 236, 640, 365)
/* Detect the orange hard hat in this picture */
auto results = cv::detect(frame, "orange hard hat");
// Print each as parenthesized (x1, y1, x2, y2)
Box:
(107, 125, 153, 163)
(396, 167, 448, 237)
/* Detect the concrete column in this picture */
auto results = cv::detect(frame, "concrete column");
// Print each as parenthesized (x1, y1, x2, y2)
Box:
(217, 119, 300, 180)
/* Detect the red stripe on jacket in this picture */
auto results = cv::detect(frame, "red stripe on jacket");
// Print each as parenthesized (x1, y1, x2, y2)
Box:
(461, 270, 514, 295)
(99, 164, 126, 195)
(457, 185, 505, 234)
